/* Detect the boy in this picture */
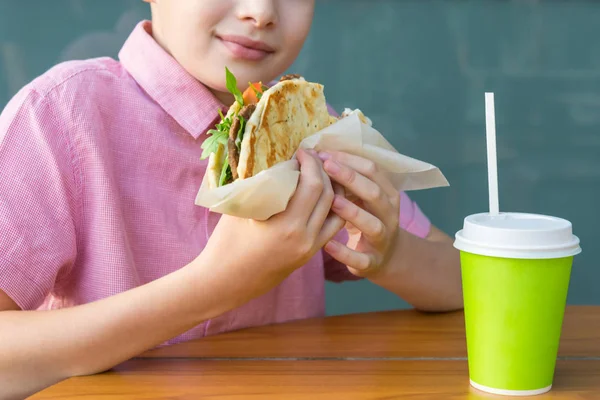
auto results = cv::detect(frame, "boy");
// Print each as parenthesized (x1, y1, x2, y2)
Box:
(0, 0, 461, 397)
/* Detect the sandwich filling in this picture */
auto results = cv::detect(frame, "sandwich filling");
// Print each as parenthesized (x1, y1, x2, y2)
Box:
(200, 67, 268, 185)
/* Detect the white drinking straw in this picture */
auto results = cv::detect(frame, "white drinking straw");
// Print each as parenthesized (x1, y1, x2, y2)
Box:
(485, 92, 499, 216)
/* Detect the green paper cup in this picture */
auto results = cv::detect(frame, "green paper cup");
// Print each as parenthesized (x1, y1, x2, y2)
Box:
(454, 213, 581, 396)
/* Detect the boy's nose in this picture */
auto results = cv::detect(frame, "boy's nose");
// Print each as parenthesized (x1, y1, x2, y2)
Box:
(236, 0, 278, 28)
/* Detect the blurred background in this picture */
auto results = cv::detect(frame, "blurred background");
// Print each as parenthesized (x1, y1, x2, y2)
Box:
(1, 0, 598, 315)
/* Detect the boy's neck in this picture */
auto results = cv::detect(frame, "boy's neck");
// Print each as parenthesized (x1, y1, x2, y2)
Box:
(209, 89, 235, 108)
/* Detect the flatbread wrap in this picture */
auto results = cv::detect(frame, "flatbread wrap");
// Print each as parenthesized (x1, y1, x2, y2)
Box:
(201, 68, 337, 189)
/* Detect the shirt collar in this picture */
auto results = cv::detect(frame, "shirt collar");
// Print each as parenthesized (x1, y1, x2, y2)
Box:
(118, 20, 226, 139)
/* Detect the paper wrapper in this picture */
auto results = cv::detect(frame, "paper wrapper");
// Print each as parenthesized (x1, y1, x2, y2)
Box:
(195, 110, 449, 220)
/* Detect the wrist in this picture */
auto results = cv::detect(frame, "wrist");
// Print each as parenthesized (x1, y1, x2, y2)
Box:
(369, 228, 408, 282)
(185, 249, 275, 320)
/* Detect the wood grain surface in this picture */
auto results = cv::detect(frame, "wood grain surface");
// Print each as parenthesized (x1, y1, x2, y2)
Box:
(30, 306, 600, 399)
(32, 359, 600, 399)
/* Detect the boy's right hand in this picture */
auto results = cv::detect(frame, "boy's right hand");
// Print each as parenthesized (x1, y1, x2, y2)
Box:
(197, 149, 345, 301)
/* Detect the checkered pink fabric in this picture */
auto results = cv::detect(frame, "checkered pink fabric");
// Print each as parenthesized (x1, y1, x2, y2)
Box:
(0, 21, 430, 344)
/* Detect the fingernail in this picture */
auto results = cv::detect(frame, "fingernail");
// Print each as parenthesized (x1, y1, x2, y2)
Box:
(306, 148, 317, 156)
(324, 160, 341, 174)
(318, 152, 331, 161)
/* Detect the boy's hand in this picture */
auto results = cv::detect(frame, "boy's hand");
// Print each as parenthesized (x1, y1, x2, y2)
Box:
(200, 149, 345, 301)
(319, 151, 401, 278)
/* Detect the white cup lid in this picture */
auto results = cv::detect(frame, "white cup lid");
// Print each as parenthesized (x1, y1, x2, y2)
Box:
(454, 212, 581, 259)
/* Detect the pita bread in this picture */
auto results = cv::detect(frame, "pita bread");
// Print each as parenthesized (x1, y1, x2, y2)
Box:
(206, 142, 225, 189)
(237, 79, 332, 179)
(207, 77, 334, 187)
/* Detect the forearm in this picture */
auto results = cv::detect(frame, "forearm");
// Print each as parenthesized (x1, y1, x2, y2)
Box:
(0, 253, 248, 399)
(368, 229, 463, 312)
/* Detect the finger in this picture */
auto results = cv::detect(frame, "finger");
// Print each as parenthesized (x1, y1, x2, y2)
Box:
(331, 194, 386, 244)
(324, 240, 379, 275)
(313, 176, 346, 244)
(307, 154, 336, 233)
(316, 213, 345, 249)
(286, 149, 326, 221)
(319, 151, 398, 200)
(322, 159, 391, 220)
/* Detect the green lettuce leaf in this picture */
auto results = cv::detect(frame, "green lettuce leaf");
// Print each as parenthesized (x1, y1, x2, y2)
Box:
(226, 67, 244, 107)
(219, 158, 233, 186)
(200, 129, 228, 160)
(235, 115, 246, 151)
(201, 108, 233, 160)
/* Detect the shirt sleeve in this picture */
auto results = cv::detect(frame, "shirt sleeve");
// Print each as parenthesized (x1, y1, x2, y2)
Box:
(0, 88, 78, 310)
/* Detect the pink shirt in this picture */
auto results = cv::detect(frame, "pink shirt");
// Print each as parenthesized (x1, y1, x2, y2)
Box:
(0, 21, 431, 345)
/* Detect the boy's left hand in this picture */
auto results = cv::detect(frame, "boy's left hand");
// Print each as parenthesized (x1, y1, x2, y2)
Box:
(318, 151, 401, 278)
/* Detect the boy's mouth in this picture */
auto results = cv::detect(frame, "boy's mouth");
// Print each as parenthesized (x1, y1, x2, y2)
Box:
(217, 35, 275, 61)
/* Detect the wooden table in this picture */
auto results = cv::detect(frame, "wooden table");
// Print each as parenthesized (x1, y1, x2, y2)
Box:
(32, 306, 600, 399)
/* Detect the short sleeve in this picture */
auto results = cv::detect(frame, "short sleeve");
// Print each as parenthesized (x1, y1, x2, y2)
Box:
(0, 88, 78, 310)
(324, 192, 431, 283)
(398, 191, 431, 239)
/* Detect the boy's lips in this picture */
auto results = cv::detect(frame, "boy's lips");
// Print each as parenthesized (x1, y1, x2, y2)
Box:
(217, 35, 275, 61)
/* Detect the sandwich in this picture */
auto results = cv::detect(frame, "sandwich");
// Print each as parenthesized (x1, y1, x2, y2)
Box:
(201, 68, 337, 188)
